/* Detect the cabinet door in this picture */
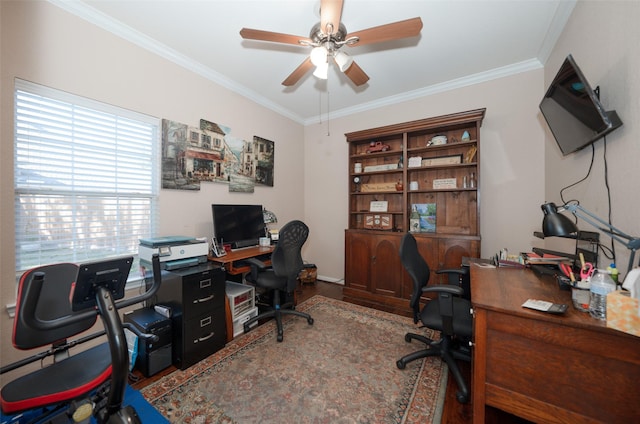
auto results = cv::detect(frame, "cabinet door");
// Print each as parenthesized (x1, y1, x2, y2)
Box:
(345, 232, 371, 292)
(437, 238, 479, 271)
(370, 234, 402, 298)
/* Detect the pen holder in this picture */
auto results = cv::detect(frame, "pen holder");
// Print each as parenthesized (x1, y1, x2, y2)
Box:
(556, 275, 572, 290)
(571, 280, 591, 312)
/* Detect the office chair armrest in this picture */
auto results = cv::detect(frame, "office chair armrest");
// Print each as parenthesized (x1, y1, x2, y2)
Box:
(421, 285, 463, 296)
(246, 257, 268, 281)
(435, 268, 471, 299)
(436, 268, 467, 276)
(246, 257, 267, 268)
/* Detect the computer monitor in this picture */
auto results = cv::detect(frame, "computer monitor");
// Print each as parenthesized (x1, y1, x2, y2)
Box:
(211, 204, 265, 250)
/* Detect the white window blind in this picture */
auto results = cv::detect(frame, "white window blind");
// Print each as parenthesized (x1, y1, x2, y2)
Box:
(14, 79, 159, 273)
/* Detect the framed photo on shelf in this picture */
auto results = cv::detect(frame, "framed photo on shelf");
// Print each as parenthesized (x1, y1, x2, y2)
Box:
(369, 201, 388, 212)
(412, 203, 437, 233)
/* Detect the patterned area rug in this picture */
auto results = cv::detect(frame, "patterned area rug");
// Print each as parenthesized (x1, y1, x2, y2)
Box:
(141, 295, 447, 423)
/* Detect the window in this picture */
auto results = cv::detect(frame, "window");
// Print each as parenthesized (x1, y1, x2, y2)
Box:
(14, 79, 159, 274)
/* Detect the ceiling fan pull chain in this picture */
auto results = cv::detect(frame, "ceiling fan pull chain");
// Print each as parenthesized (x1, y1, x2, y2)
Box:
(326, 80, 331, 136)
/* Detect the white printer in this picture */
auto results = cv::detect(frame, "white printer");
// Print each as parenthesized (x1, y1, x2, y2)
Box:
(139, 236, 208, 270)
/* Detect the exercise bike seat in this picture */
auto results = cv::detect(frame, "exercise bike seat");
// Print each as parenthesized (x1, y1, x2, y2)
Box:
(1, 343, 111, 414)
(0, 262, 113, 415)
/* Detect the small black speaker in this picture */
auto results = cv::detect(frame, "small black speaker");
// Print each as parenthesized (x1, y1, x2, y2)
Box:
(124, 308, 172, 377)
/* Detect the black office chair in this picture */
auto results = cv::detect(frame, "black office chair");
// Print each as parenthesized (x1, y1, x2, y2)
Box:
(1, 255, 162, 423)
(243, 220, 314, 342)
(395, 233, 473, 403)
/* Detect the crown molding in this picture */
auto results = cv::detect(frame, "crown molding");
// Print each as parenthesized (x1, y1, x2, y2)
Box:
(537, 0, 577, 65)
(304, 59, 543, 125)
(48, 0, 305, 123)
(49, 0, 567, 127)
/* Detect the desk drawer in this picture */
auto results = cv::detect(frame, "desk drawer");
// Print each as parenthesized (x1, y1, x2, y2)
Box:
(483, 310, 640, 423)
(180, 267, 225, 319)
(179, 309, 226, 369)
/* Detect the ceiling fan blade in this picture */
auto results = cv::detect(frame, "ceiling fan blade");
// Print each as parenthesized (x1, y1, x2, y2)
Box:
(320, 0, 344, 35)
(346, 17, 423, 47)
(282, 57, 314, 86)
(344, 60, 369, 86)
(240, 28, 311, 46)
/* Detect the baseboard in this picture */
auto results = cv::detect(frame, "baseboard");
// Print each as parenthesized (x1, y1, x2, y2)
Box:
(317, 275, 344, 285)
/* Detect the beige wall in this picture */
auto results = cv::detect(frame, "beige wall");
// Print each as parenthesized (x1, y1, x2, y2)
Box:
(541, 1, 640, 276)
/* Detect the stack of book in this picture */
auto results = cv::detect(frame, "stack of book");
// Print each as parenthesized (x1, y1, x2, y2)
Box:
(493, 252, 572, 269)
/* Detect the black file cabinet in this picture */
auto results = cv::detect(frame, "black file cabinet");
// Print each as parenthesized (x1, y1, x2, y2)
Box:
(156, 263, 227, 370)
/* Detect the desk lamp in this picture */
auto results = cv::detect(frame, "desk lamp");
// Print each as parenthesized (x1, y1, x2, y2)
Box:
(541, 202, 640, 274)
(263, 208, 278, 241)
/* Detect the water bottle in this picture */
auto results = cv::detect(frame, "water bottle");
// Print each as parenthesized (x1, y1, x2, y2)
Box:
(607, 263, 620, 288)
(588, 270, 616, 320)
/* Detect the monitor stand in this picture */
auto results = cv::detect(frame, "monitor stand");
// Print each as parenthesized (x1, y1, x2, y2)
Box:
(232, 239, 259, 250)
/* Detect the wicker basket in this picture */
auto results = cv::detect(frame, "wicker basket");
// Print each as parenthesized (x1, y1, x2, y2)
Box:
(298, 264, 317, 284)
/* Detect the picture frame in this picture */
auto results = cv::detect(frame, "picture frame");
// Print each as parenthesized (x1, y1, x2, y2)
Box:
(369, 200, 389, 212)
(433, 178, 457, 189)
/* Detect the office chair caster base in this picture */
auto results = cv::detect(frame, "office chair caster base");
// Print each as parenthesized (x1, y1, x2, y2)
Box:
(396, 360, 407, 370)
(307, 317, 314, 325)
(456, 391, 469, 404)
(104, 405, 141, 424)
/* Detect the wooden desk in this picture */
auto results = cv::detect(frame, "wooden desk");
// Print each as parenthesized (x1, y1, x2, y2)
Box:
(471, 264, 640, 424)
(208, 245, 274, 343)
(208, 245, 274, 275)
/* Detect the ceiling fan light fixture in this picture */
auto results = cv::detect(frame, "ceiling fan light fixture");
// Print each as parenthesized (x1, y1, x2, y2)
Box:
(313, 61, 329, 79)
(310, 46, 328, 66)
(334, 50, 353, 72)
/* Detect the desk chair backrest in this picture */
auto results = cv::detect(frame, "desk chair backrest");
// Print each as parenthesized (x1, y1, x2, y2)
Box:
(13, 263, 94, 349)
(271, 220, 309, 292)
(399, 233, 431, 323)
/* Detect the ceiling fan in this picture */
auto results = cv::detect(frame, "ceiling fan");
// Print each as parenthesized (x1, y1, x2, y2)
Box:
(239, 0, 423, 87)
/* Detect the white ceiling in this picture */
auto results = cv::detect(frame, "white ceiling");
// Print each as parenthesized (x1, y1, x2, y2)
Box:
(52, 0, 576, 124)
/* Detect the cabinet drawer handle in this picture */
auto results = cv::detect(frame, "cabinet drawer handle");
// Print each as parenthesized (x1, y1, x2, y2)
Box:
(200, 316, 212, 327)
(193, 294, 214, 304)
(200, 278, 211, 288)
(196, 332, 214, 343)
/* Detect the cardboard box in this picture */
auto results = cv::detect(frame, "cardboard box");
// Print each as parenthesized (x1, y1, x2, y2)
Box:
(607, 290, 640, 337)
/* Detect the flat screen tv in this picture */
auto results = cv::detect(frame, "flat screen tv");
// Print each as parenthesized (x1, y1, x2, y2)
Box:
(212, 204, 265, 250)
(539, 54, 622, 156)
